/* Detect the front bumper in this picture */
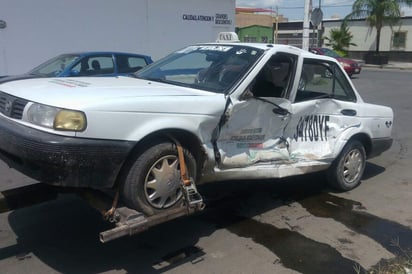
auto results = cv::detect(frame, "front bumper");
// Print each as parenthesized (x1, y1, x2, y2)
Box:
(0, 115, 135, 188)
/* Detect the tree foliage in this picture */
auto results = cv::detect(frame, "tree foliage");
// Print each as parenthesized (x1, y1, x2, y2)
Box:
(345, 0, 412, 53)
(324, 21, 356, 56)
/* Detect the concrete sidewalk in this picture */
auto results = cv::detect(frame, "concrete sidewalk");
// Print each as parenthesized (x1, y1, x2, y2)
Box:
(360, 61, 412, 70)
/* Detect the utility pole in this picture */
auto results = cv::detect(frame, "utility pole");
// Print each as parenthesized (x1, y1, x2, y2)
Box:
(275, 6, 279, 43)
(318, 0, 322, 47)
(271, 6, 275, 43)
(302, 0, 311, 50)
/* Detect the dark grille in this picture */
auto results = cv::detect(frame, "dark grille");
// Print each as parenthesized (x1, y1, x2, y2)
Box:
(0, 91, 29, 119)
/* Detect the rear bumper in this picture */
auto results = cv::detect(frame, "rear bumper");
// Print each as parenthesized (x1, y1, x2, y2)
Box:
(345, 66, 361, 75)
(368, 137, 393, 159)
(0, 115, 134, 188)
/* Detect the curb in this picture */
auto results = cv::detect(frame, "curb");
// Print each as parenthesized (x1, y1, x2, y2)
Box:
(353, 59, 412, 70)
(362, 64, 412, 70)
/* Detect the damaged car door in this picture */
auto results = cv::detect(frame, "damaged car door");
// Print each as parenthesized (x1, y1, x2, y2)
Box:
(287, 58, 360, 162)
(213, 54, 369, 182)
(215, 53, 297, 169)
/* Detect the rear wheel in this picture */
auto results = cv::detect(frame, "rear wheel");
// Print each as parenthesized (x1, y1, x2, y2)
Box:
(327, 140, 366, 191)
(120, 140, 196, 215)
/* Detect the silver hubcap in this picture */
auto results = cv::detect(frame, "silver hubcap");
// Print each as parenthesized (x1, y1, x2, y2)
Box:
(342, 148, 363, 184)
(144, 155, 182, 209)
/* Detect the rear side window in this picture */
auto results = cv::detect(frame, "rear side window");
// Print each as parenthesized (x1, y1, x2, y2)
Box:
(295, 59, 356, 102)
(117, 55, 149, 73)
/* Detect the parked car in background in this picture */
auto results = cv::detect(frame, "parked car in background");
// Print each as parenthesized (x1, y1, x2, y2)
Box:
(310, 48, 361, 77)
(0, 52, 153, 84)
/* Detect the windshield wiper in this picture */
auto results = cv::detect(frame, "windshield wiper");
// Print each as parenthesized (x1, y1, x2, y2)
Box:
(313, 93, 333, 99)
(142, 77, 168, 83)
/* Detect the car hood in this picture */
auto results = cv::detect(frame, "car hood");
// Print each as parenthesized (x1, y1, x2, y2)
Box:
(0, 74, 42, 84)
(0, 76, 218, 108)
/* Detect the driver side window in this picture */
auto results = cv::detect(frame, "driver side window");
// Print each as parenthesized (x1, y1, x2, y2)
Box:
(250, 53, 296, 98)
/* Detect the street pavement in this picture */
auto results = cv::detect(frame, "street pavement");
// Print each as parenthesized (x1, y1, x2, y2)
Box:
(0, 160, 38, 192)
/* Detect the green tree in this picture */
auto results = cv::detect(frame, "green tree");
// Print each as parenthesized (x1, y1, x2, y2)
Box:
(323, 21, 357, 56)
(346, 0, 412, 53)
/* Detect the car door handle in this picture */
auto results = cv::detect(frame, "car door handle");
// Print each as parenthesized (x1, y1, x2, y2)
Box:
(341, 109, 357, 116)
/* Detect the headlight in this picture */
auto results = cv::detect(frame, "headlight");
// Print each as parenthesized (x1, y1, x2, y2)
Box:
(27, 103, 86, 131)
(54, 109, 86, 131)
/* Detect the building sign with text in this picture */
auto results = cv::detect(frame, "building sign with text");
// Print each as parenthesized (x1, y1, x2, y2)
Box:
(182, 13, 232, 25)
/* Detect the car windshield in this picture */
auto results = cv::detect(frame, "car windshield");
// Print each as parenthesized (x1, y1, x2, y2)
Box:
(29, 54, 80, 76)
(135, 44, 264, 93)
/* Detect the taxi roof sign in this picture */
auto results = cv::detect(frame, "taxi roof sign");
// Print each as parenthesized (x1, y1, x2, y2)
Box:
(216, 32, 240, 43)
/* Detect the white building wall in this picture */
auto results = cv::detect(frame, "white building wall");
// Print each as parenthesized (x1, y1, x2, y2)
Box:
(146, 0, 235, 60)
(0, 0, 235, 75)
(323, 18, 412, 52)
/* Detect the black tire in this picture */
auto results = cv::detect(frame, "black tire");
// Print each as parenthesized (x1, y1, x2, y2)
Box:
(327, 140, 366, 191)
(121, 140, 196, 216)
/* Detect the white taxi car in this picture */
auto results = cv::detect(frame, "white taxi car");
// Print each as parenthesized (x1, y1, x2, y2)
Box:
(0, 37, 393, 216)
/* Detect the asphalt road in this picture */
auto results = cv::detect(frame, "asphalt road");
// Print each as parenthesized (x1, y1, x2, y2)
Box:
(0, 68, 411, 274)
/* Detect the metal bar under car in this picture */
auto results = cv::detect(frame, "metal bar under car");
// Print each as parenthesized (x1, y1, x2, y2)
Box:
(99, 204, 203, 243)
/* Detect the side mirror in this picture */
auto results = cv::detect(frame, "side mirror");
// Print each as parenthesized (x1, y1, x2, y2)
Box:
(240, 89, 254, 100)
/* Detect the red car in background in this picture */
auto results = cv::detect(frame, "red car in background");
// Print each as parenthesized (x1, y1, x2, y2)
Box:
(310, 48, 362, 77)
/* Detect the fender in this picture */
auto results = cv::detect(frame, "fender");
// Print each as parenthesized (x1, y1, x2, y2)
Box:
(331, 122, 371, 158)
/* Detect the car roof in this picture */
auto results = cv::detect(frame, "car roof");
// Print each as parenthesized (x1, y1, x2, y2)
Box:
(198, 42, 337, 63)
(57, 51, 152, 58)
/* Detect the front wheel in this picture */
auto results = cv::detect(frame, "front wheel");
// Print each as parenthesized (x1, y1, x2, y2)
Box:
(120, 140, 196, 216)
(327, 140, 366, 191)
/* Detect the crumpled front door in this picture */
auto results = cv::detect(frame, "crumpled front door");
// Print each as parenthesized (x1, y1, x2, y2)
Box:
(215, 97, 292, 169)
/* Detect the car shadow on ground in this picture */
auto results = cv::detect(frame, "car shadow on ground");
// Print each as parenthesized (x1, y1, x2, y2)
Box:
(362, 162, 386, 180)
(0, 174, 325, 273)
(0, 163, 396, 273)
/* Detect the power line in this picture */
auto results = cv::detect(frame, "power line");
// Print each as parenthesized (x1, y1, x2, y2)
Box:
(278, 4, 352, 10)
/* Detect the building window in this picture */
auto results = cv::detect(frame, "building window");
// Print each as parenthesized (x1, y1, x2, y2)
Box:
(244, 36, 257, 42)
(392, 31, 407, 49)
(261, 36, 268, 43)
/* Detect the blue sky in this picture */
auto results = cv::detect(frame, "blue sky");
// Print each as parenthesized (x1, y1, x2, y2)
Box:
(236, 0, 412, 21)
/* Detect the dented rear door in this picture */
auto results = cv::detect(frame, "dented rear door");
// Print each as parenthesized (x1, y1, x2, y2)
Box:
(285, 58, 361, 162)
